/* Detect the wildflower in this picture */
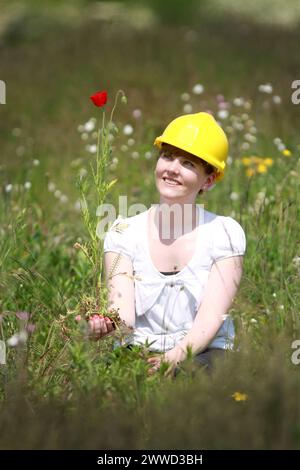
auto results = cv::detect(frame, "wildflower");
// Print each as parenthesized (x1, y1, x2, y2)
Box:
(48, 182, 55, 192)
(232, 391, 248, 402)
(127, 138, 135, 146)
(230, 192, 239, 201)
(77, 124, 84, 133)
(75, 315, 82, 322)
(60, 195, 68, 203)
(84, 119, 96, 133)
(5, 184, 12, 193)
(132, 109, 142, 119)
(216, 94, 225, 103)
(282, 149, 291, 157)
(90, 90, 108, 107)
(16, 311, 29, 321)
(81, 132, 89, 141)
(183, 104, 193, 114)
(217, 110, 229, 120)
(145, 151, 152, 160)
(246, 168, 255, 177)
(273, 95, 282, 104)
(54, 190, 62, 198)
(24, 181, 31, 190)
(264, 158, 273, 167)
(131, 151, 139, 159)
(257, 163, 267, 174)
(123, 124, 134, 136)
(86, 144, 97, 154)
(227, 156, 232, 165)
(192, 84, 204, 95)
(33, 159, 40, 166)
(242, 157, 251, 166)
(7, 330, 28, 347)
(258, 83, 273, 94)
(292, 256, 300, 268)
(121, 144, 128, 152)
(233, 97, 244, 106)
(241, 143, 250, 151)
(181, 92, 190, 101)
(277, 143, 286, 152)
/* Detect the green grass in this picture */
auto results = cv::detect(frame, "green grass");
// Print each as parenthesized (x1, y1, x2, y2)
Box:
(1, 6, 300, 449)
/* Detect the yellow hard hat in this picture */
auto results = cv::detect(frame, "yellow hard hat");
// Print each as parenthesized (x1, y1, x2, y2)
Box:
(154, 112, 229, 181)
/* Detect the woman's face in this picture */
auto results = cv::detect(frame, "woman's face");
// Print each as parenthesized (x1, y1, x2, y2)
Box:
(155, 144, 216, 204)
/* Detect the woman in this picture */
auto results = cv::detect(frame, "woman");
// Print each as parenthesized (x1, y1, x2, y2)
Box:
(89, 112, 246, 375)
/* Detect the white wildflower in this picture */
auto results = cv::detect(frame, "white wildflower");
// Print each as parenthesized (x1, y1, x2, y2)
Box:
(183, 103, 193, 114)
(121, 145, 128, 152)
(84, 120, 95, 132)
(273, 95, 281, 104)
(181, 92, 190, 101)
(192, 84, 204, 95)
(54, 190, 62, 199)
(48, 182, 56, 192)
(24, 181, 31, 190)
(131, 151, 139, 159)
(86, 144, 97, 154)
(33, 159, 40, 166)
(241, 142, 250, 151)
(230, 192, 239, 201)
(60, 195, 68, 204)
(145, 151, 152, 159)
(233, 97, 244, 106)
(127, 138, 135, 146)
(123, 124, 134, 136)
(258, 83, 273, 94)
(217, 109, 229, 119)
(5, 184, 12, 193)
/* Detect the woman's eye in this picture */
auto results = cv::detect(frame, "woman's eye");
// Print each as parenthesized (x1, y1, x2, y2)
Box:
(162, 153, 173, 160)
(183, 160, 194, 167)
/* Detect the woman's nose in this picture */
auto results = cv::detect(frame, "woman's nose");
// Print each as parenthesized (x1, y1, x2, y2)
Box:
(167, 157, 180, 173)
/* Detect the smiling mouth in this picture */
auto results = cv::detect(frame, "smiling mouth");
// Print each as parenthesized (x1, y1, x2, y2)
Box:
(163, 177, 181, 186)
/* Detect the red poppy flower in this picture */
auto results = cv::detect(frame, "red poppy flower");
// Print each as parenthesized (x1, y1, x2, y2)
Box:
(90, 90, 108, 107)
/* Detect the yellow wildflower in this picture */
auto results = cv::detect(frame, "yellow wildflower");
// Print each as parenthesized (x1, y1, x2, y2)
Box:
(264, 158, 273, 167)
(232, 391, 248, 402)
(257, 163, 267, 174)
(246, 168, 255, 177)
(282, 149, 291, 157)
(242, 157, 251, 166)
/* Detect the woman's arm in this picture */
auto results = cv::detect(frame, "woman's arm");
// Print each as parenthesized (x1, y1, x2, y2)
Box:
(148, 256, 244, 372)
(88, 252, 135, 340)
(176, 255, 244, 356)
(104, 251, 136, 328)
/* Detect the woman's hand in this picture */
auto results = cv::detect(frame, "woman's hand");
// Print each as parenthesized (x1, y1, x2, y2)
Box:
(88, 314, 115, 340)
(147, 347, 186, 376)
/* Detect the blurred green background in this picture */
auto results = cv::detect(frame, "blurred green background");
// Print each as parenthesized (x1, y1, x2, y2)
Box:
(1, 0, 300, 450)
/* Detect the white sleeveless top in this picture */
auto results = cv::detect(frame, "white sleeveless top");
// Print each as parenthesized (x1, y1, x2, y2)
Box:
(104, 207, 246, 352)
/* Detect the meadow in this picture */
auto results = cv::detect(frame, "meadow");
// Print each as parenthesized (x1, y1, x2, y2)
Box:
(0, 1, 300, 449)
